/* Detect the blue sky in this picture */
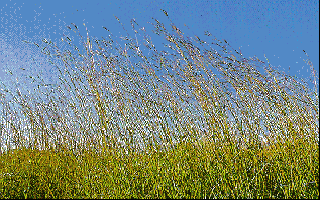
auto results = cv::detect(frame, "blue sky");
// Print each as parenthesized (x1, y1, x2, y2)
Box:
(0, 0, 319, 149)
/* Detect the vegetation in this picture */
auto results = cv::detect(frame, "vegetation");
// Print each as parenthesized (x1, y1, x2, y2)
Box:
(0, 10, 318, 198)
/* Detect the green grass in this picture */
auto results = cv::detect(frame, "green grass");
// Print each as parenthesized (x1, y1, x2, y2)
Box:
(0, 10, 318, 198)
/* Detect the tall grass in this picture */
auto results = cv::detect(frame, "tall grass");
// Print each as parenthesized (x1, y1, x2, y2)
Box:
(0, 10, 318, 198)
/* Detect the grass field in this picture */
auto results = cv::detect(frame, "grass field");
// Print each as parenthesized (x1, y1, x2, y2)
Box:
(0, 11, 318, 198)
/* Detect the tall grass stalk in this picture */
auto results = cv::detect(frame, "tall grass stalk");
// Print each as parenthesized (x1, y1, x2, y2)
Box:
(0, 10, 318, 198)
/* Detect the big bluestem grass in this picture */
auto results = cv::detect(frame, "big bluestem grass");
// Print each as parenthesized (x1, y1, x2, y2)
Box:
(0, 10, 318, 198)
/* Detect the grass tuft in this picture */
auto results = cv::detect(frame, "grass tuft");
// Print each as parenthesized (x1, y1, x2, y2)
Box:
(0, 10, 318, 198)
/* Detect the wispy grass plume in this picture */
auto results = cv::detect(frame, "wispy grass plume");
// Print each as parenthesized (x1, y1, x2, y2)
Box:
(0, 10, 318, 198)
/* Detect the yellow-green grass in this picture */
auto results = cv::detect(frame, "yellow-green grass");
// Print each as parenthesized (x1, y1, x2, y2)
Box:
(0, 10, 318, 198)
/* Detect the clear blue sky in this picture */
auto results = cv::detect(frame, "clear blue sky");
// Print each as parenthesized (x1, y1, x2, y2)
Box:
(0, 0, 319, 149)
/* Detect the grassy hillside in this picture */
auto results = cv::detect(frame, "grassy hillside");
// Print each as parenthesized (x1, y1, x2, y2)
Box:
(0, 11, 318, 198)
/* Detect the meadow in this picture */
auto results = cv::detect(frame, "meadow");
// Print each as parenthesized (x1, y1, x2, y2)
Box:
(0, 11, 318, 198)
